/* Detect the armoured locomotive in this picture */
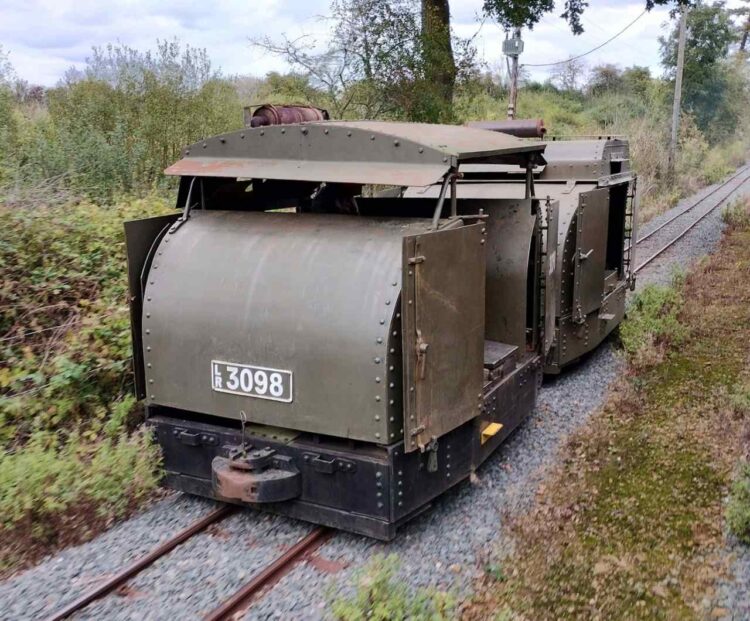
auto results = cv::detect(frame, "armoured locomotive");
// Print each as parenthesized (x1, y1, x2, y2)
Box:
(124, 111, 636, 539)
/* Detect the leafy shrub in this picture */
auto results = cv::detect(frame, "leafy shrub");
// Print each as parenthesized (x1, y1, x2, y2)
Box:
(0, 428, 160, 543)
(619, 279, 687, 361)
(727, 463, 750, 545)
(0, 87, 17, 184)
(0, 196, 169, 569)
(0, 197, 171, 445)
(331, 554, 455, 620)
(7, 40, 242, 201)
(722, 198, 750, 230)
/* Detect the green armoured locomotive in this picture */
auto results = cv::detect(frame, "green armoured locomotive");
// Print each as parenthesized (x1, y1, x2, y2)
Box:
(124, 110, 636, 539)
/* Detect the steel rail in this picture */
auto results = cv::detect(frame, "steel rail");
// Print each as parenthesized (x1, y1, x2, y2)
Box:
(45, 504, 235, 621)
(203, 526, 331, 621)
(635, 165, 750, 247)
(634, 172, 749, 274)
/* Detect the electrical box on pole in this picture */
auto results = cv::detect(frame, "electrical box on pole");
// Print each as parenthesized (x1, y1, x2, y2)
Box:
(502, 37, 524, 57)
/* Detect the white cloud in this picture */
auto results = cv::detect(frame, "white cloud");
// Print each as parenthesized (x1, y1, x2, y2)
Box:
(0, 0, 746, 86)
(0, 0, 331, 85)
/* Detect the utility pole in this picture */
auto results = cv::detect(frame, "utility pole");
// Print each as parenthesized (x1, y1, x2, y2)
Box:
(741, 15, 749, 52)
(668, 6, 688, 180)
(503, 28, 523, 119)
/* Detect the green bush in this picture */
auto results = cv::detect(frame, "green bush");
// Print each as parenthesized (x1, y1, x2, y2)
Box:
(331, 554, 455, 620)
(722, 198, 750, 230)
(0, 196, 169, 566)
(6, 40, 242, 201)
(619, 280, 687, 358)
(0, 87, 17, 184)
(0, 197, 172, 445)
(0, 428, 160, 537)
(727, 463, 750, 545)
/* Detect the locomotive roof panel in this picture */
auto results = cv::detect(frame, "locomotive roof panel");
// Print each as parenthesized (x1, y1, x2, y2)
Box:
(405, 180, 597, 203)
(165, 121, 546, 187)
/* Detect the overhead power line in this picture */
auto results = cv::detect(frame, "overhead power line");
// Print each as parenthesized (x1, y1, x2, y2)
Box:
(523, 10, 648, 67)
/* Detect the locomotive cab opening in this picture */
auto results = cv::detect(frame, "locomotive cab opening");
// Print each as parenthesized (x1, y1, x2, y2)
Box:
(124, 121, 551, 539)
(456, 136, 637, 374)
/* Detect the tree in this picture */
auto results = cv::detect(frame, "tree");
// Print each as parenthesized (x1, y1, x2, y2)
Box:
(730, 0, 750, 52)
(43, 40, 242, 196)
(253, 0, 424, 119)
(253, 0, 476, 121)
(621, 66, 653, 96)
(549, 57, 587, 92)
(0, 46, 18, 184)
(587, 63, 624, 94)
(660, 1, 738, 136)
(0, 45, 15, 86)
(483, 0, 697, 33)
(483, 0, 585, 33)
(421, 0, 457, 108)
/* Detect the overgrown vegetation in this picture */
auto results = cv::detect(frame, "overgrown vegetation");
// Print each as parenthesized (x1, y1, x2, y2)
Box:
(461, 189, 750, 620)
(727, 464, 750, 544)
(331, 554, 455, 620)
(619, 277, 687, 366)
(0, 198, 170, 574)
(0, 430, 160, 566)
(1, 41, 241, 202)
(723, 196, 750, 228)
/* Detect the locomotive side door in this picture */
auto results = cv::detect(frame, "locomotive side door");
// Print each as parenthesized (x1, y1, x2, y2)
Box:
(401, 221, 486, 453)
(572, 188, 610, 322)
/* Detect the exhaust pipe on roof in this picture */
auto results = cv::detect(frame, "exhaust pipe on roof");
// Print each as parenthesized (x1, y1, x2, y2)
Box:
(244, 104, 330, 128)
(466, 119, 546, 139)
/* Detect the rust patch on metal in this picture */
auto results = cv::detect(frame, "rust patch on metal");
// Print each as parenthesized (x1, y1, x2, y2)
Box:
(212, 455, 301, 504)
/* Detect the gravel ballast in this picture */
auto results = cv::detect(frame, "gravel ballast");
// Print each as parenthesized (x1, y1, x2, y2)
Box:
(1, 171, 749, 621)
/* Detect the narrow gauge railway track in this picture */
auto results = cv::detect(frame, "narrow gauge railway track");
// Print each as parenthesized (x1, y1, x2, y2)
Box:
(44, 504, 329, 621)
(635, 165, 750, 247)
(633, 165, 750, 274)
(203, 526, 330, 621)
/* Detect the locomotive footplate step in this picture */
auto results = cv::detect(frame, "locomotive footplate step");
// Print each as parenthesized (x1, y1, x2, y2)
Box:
(483, 341, 518, 383)
(483, 340, 518, 370)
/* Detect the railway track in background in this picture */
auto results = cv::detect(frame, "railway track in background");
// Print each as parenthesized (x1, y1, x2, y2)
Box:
(633, 164, 750, 274)
(45, 505, 329, 621)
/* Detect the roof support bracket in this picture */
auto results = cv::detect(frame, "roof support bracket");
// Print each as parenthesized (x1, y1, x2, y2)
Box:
(430, 173, 455, 230)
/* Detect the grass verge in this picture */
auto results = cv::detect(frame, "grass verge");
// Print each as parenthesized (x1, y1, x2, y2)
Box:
(331, 554, 456, 620)
(462, 197, 750, 620)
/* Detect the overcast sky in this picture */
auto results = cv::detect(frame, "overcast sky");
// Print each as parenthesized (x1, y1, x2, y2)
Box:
(0, 0, 745, 87)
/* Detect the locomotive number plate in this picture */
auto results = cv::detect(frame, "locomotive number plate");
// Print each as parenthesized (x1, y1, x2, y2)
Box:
(211, 361, 293, 403)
